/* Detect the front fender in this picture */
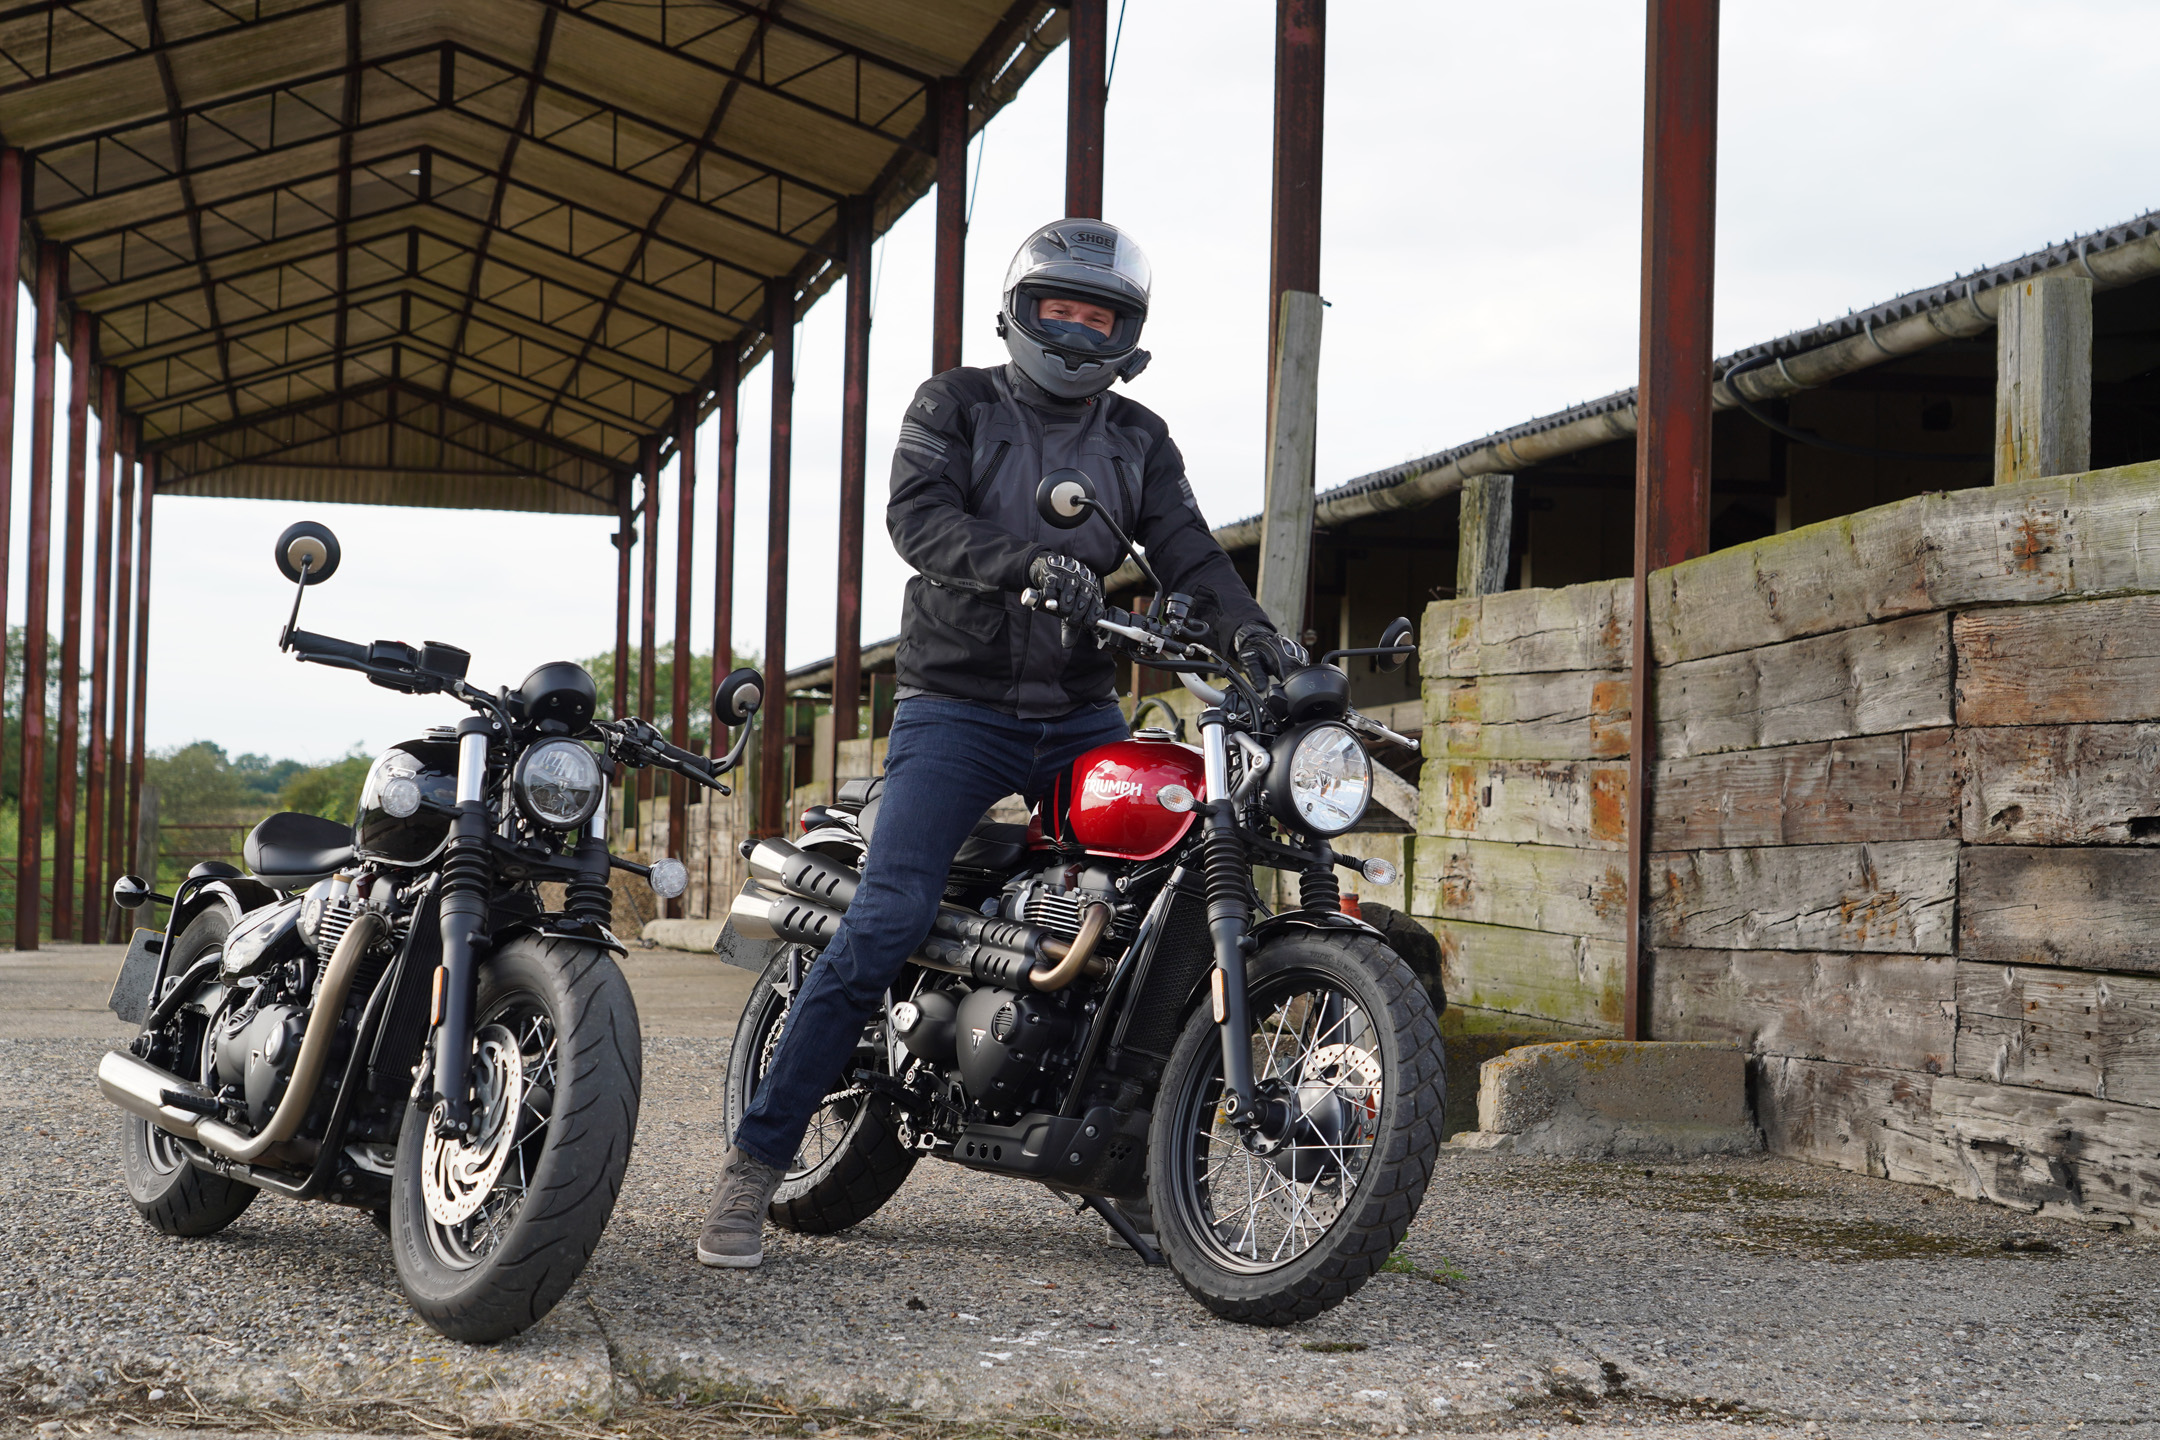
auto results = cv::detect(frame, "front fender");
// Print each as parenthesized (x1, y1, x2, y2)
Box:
(1249, 908, 1385, 948)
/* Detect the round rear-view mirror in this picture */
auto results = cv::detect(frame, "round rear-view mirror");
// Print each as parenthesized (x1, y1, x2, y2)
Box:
(275, 521, 342, 585)
(112, 874, 152, 910)
(1376, 616, 1415, 672)
(713, 667, 764, 727)
(1035, 469, 1097, 530)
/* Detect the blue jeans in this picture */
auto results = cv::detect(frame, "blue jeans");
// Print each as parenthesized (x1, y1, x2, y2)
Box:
(733, 696, 1132, 1170)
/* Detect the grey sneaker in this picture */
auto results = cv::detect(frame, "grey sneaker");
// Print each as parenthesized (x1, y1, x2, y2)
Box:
(696, 1146, 785, 1268)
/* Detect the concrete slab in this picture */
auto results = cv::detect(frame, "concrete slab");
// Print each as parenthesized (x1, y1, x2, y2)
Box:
(1451, 1039, 1762, 1158)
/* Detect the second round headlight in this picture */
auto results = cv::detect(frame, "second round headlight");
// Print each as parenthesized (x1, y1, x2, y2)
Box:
(1266, 722, 1372, 836)
(513, 739, 604, 829)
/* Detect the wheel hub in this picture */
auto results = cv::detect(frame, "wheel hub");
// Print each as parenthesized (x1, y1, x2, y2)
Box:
(420, 1025, 521, 1226)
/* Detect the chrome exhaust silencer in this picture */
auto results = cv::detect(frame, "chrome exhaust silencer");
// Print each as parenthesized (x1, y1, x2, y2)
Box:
(729, 878, 846, 949)
(96, 1049, 214, 1140)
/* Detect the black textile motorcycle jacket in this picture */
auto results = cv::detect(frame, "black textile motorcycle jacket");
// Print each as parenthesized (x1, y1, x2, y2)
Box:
(886, 364, 1271, 719)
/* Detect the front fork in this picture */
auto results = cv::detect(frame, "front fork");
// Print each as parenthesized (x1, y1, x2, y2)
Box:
(1197, 712, 1266, 1128)
(430, 717, 496, 1137)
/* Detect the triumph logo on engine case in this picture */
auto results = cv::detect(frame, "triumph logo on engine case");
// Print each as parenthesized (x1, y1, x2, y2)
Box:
(1084, 773, 1144, 801)
(969, 1027, 987, 1051)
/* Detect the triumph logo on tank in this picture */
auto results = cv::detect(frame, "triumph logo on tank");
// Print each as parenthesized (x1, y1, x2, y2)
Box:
(1084, 773, 1145, 801)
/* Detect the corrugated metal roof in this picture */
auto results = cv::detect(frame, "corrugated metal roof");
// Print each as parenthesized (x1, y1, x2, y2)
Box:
(5, 0, 1067, 514)
(1264, 208, 2160, 525)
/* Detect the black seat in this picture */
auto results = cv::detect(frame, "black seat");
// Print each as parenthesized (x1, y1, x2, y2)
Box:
(952, 821, 1030, 872)
(245, 811, 355, 886)
(856, 778, 1032, 873)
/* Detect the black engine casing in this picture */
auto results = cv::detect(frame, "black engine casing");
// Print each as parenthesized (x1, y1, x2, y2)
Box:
(954, 987, 1075, 1110)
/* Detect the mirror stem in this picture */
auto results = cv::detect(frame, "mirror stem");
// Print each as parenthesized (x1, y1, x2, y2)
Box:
(1086, 503, 1169, 616)
(277, 556, 314, 651)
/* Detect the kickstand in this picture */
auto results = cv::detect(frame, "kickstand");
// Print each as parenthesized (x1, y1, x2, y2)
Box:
(1084, 1194, 1166, 1267)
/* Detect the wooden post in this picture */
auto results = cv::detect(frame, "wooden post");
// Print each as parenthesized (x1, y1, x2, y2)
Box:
(667, 405, 697, 918)
(1267, 0, 1324, 406)
(759, 282, 795, 837)
(611, 473, 634, 831)
(1256, 290, 1323, 635)
(712, 350, 739, 681)
(637, 436, 660, 819)
(54, 309, 92, 943)
(1456, 474, 1514, 599)
(1626, 0, 1721, 1042)
(1065, 0, 1107, 219)
(0, 150, 21, 822)
(104, 421, 135, 938)
(931, 81, 968, 375)
(127, 459, 154, 903)
(1994, 273, 2092, 485)
(84, 364, 117, 940)
(831, 200, 872, 801)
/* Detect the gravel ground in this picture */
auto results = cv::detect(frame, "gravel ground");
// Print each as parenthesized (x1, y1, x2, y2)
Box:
(6, 1027, 2159, 1438)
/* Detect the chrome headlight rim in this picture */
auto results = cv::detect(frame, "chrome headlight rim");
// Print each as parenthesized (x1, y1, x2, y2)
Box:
(1264, 721, 1372, 838)
(512, 738, 605, 830)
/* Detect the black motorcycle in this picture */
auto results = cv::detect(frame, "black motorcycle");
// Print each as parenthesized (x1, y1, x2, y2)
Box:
(718, 470, 1446, 1326)
(97, 521, 763, 1343)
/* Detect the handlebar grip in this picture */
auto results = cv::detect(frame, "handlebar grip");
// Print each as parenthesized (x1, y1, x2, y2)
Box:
(286, 629, 368, 664)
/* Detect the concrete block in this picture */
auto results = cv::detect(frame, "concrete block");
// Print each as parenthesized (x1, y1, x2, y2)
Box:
(643, 918, 729, 953)
(1447, 1039, 1761, 1158)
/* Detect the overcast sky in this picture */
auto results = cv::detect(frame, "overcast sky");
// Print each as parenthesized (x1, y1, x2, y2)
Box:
(9, 0, 2158, 763)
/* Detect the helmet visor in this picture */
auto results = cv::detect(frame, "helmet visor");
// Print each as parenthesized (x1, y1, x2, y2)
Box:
(1010, 284, 1146, 355)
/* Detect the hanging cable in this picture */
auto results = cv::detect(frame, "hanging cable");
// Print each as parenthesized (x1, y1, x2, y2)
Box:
(1721, 354, 1984, 465)
(1105, 0, 1129, 94)
(965, 122, 988, 229)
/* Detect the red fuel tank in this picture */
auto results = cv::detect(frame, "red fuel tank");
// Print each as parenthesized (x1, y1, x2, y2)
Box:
(1065, 738, 1205, 861)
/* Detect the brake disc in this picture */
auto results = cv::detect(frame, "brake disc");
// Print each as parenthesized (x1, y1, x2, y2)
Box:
(420, 1024, 522, 1227)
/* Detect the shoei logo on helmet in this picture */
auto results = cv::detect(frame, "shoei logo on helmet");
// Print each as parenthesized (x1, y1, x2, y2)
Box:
(1070, 228, 1117, 250)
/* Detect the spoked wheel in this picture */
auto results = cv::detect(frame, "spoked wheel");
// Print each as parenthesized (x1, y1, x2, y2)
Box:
(1148, 931, 1444, 1325)
(119, 907, 261, 1236)
(723, 946, 914, 1235)
(389, 937, 640, 1343)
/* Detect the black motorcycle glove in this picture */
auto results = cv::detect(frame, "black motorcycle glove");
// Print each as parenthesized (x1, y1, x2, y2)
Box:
(1028, 552, 1105, 645)
(1233, 622, 1308, 683)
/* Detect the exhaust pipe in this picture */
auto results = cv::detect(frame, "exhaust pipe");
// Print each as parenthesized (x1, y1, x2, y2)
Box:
(98, 909, 390, 1164)
(96, 1050, 216, 1141)
(739, 838, 1113, 992)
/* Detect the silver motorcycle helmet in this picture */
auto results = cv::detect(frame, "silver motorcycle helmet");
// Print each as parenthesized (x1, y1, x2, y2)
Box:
(996, 219, 1153, 399)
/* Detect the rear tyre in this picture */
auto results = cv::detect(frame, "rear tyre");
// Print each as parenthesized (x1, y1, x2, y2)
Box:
(1148, 932, 1444, 1325)
(723, 946, 915, 1235)
(388, 937, 640, 1343)
(120, 906, 260, 1237)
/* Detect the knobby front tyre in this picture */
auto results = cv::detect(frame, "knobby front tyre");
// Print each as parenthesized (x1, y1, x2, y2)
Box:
(1147, 931, 1445, 1326)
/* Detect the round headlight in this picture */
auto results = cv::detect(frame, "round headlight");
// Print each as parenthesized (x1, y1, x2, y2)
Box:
(1267, 722, 1371, 836)
(513, 739, 604, 830)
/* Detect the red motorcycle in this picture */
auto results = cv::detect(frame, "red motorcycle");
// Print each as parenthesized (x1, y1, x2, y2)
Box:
(720, 471, 1444, 1325)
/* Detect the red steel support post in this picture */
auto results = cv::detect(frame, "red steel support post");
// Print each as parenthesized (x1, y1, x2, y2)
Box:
(0, 152, 21, 866)
(757, 284, 794, 836)
(1065, 0, 1107, 220)
(612, 474, 634, 829)
(53, 309, 91, 942)
(18, 244, 59, 948)
(1625, 0, 1720, 1041)
(84, 365, 117, 939)
(1267, 0, 1324, 394)
(712, 351, 739, 682)
(637, 437, 661, 835)
(667, 404, 697, 916)
(931, 81, 968, 375)
(105, 421, 135, 937)
(830, 200, 872, 801)
(128, 461, 153, 894)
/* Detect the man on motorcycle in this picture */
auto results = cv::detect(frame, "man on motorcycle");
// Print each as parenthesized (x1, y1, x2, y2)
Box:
(698, 219, 1305, 1268)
